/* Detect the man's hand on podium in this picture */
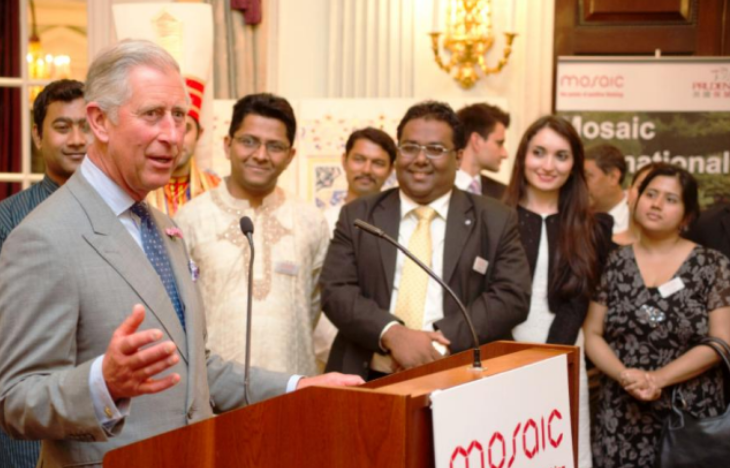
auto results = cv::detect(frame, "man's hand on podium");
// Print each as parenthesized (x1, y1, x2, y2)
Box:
(382, 325, 451, 371)
(296, 372, 365, 390)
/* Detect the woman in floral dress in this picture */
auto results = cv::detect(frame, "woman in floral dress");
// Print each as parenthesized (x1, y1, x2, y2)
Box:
(584, 164, 730, 467)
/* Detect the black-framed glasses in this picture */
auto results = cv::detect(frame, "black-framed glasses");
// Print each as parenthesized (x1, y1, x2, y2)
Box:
(397, 143, 453, 160)
(233, 135, 290, 155)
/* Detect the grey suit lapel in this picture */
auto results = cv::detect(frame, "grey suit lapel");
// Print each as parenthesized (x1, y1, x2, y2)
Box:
(66, 174, 189, 362)
(443, 190, 475, 284)
(373, 191, 400, 296)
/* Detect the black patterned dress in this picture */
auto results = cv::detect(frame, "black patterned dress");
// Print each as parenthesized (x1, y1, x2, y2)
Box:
(592, 245, 730, 468)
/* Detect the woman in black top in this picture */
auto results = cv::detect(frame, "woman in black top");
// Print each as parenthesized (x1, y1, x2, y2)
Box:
(503, 115, 613, 468)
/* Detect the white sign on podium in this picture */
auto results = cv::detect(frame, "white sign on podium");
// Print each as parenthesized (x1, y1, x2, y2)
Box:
(431, 355, 574, 468)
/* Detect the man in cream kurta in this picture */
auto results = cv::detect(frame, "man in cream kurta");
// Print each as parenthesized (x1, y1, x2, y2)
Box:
(176, 185, 328, 375)
(175, 93, 329, 376)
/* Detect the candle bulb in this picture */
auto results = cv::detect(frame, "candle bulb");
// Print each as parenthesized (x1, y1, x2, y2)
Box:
(509, 0, 516, 32)
(432, 0, 440, 32)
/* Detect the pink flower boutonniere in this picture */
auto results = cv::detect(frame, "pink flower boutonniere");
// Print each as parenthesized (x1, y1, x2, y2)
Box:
(165, 227, 184, 240)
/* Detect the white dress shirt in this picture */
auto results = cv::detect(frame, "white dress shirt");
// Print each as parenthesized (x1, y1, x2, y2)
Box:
(455, 168, 481, 193)
(608, 192, 630, 234)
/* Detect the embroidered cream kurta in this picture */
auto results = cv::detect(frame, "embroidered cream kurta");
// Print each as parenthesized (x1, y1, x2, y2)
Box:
(175, 184, 329, 376)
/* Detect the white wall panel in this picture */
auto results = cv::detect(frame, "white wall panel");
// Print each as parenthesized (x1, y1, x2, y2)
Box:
(325, 0, 415, 98)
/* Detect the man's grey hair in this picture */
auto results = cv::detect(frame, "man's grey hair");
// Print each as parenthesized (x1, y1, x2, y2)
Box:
(85, 39, 188, 122)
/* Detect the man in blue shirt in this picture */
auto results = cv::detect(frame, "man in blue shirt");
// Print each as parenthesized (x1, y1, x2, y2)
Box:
(0, 79, 90, 467)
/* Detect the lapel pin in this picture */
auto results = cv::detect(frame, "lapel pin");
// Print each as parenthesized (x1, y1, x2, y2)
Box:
(465, 219, 472, 226)
(189, 259, 200, 283)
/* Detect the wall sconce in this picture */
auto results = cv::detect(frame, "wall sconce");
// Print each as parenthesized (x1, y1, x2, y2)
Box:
(430, 0, 517, 89)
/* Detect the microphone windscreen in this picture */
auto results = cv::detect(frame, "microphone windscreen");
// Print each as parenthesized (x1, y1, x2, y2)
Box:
(354, 219, 384, 237)
(239, 216, 254, 235)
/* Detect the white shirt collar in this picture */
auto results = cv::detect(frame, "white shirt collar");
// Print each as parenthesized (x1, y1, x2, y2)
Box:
(398, 189, 452, 221)
(454, 169, 479, 191)
(79, 156, 137, 216)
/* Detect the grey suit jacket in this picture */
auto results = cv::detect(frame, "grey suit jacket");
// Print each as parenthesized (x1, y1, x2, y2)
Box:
(0, 173, 288, 467)
(322, 188, 531, 377)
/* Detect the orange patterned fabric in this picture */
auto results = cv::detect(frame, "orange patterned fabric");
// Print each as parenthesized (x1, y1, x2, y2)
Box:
(147, 160, 221, 216)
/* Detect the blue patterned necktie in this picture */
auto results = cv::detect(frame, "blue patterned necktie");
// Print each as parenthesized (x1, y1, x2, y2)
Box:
(130, 202, 186, 331)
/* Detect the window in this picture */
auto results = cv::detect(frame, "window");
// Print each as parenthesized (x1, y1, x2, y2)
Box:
(0, 0, 88, 201)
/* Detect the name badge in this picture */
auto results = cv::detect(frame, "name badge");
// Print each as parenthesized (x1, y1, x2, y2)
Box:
(472, 256, 489, 275)
(275, 261, 300, 276)
(188, 259, 199, 283)
(658, 277, 685, 298)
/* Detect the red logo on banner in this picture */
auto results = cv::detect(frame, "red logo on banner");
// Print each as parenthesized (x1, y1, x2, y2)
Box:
(692, 67, 730, 99)
(559, 74, 625, 89)
(449, 409, 565, 468)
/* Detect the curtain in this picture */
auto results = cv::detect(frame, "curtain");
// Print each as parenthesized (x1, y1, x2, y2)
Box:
(207, 0, 268, 98)
(0, 0, 21, 201)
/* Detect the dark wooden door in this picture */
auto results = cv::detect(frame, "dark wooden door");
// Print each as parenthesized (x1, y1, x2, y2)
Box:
(556, 0, 729, 56)
(554, 0, 729, 108)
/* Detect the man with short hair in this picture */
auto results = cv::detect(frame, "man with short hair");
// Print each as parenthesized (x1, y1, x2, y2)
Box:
(323, 127, 396, 232)
(0, 78, 90, 468)
(176, 93, 331, 377)
(0, 79, 90, 253)
(0, 40, 360, 468)
(455, 103, 511, 199)
(584, 143, 629, 233)
(321, 101, 531, 380)
(316, 127, 396, 369)
(146, 113, 220, 216)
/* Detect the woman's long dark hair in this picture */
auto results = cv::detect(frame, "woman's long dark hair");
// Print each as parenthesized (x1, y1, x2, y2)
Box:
(503, 115, 600, 301)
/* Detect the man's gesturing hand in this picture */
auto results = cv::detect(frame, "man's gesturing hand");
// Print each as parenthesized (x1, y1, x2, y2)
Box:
(102, 304, 181, 401)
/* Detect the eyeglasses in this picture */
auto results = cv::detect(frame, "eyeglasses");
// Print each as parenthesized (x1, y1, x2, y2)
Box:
(397, 143, 453, 160)
(233, 135, 290, 155)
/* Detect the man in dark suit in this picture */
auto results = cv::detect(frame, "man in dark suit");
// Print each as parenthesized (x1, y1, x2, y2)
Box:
(0, 39, 360, 468)
(322, 101, 531, 380)
(454, 103, 511, 200)
(687, 202, 730, 259)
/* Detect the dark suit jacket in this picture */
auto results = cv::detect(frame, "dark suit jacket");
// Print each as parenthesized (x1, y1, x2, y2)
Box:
(321, 188, 531, 377)
(687, 203, 730, 260)
(481, 175, 506, 200)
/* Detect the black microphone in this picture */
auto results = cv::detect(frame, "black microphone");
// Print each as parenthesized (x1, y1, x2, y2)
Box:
(353, 218, 483, 370)
(239, 216, 255, 405)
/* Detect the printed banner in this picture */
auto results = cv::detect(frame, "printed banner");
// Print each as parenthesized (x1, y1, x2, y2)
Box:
(556, 58, 730, 207)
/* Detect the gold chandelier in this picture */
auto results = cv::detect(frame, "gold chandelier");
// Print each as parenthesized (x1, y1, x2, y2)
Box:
(27, 0, 71, 83)
(431, 0, 517, 89)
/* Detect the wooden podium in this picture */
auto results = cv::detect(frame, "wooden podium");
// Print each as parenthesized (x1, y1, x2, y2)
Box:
(104, 341, 579, 468)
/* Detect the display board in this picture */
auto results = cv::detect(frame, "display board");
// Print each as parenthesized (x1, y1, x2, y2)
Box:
(556, 57, 730, 207)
